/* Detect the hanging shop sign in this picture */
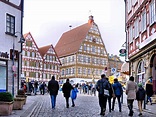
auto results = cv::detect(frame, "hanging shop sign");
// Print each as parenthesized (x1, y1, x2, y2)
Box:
(10, 49, 18, 60)
(0, 51, 9, 59)
(119, 49, 126, 57)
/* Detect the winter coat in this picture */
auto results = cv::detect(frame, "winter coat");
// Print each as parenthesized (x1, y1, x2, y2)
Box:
(96, 78, 110, 95)
(146, 83, 153, 97)
(48, 79, 59, 95)
(112, 81, 123, 96)
(62, 82, 73, 98)
(136, 87, 145, 101)
(126, 80, 137, 100)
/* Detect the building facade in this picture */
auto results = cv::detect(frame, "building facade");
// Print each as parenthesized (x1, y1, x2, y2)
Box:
(125, 0, 156, 92)
(55, 16, 108, 84)
(22, 32, 61, 82)
(107, 54, 125, 79)
(0, 0, 24, 95)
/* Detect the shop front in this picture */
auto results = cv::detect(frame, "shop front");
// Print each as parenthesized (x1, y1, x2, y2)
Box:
(0, 52, 9, 92)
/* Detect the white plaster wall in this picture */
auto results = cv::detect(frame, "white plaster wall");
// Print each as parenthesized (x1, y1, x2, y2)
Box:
(0, 1, 22, 95)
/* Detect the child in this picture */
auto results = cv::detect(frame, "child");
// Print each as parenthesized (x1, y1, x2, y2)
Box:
(136, 83, 145, 116)
(70, 84, 78, 107)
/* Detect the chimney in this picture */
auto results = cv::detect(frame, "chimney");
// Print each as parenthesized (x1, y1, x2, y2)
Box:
(88, 15, 94, 24)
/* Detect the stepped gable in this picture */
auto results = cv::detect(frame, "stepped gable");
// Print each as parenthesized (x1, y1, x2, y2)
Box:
(55, 23, 92, 57)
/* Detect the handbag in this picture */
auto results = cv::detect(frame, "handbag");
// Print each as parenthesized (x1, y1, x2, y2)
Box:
(104, 89, 109, 96)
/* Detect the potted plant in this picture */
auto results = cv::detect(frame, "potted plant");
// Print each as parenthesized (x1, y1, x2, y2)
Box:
(0, 92, 14, 116)
(13, 97, 25, 110)
(16, 89, 27, 105)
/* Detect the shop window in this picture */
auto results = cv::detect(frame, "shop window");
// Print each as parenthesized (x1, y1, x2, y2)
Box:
(0, 62, 6, 92)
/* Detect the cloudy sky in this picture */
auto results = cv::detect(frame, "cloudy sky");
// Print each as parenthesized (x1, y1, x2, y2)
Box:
(23, 0, 126, 60)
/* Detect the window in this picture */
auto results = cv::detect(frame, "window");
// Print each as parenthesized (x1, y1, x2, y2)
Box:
(128, 0, 132, 12)
(149, 0, 155, 24)
(6, 14, 15, 35)
(141, 10, 146, 32)
(129, 26, 133, 43)
(134, 18, 139, 38)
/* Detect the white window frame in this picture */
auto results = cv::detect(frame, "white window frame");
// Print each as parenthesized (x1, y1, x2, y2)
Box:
(134, 18, 139, 38)
(129, 26, 133, 43)
(149, 0, 155, 25)
(128, 0, 132, 13)
(141, 10, 146, 32)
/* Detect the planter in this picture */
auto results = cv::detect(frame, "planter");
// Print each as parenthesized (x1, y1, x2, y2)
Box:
(13, 97, 25, 110)
(0, 101, 13, 116)
(16, 95, 27, 105)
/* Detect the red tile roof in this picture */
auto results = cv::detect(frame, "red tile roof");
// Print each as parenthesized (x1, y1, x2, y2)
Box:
(55, 23, 92, 57)
(38, 45, 51, 57)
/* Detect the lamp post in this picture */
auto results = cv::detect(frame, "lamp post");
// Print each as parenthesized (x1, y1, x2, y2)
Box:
(12, 32, 25, 96)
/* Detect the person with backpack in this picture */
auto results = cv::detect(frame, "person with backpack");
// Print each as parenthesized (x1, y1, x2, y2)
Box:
(112, 78, 123, 112)
(96, 74, 110, 116)
(136, 83, 146, 116)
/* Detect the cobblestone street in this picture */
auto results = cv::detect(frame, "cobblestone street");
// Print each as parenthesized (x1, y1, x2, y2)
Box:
(8, 91, 154, 117)
(2, 91, 155, 117)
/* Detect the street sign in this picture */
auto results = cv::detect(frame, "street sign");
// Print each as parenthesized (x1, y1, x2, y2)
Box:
(111, 68, 116, 74)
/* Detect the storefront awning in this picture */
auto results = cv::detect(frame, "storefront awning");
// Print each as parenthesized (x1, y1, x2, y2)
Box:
(121, 62, 129, 75)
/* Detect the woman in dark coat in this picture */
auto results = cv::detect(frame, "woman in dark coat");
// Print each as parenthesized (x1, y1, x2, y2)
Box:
(62, 79, 73, 108)
(145, 80, 153, 105)
(136, 83, 145, 116)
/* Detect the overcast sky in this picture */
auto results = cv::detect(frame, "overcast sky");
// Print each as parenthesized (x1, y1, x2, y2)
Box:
(23, 0, 126, 61)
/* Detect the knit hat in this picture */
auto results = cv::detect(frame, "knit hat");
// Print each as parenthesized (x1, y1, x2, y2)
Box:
(138, 83, 142, 87)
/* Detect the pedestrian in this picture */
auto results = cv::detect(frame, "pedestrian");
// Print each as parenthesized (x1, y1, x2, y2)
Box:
(106, 78, 115, 113)
(112, 78, 123, 112)
(34, 80, 38, 95)
(96, 74, 110, 116)
(136, 83, 146, 116)
(70, 84, 79, 107)
(125, 76, 137, 116)
(48, 76, 59, 109)
(40, 82, 46, 95)
(145, 79, 153, 105)
(62, 79, 73, 108)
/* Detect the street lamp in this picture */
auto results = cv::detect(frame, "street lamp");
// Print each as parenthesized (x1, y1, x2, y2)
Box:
(12, 32, 25, 96)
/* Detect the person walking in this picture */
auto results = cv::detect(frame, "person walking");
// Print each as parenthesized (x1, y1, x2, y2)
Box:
(106, 78, 114, 113)
(34, 80, 38, 95)
(96, 74, 110, 116)
(145, 80, 153, 105)
(70, 84, 79, 107)
(48, 76, 59, 109)
(125, 76, 137, 116)
(136, 83, 146, 116)
(62, 79, 73, 108)
(112, 78, 123, 112)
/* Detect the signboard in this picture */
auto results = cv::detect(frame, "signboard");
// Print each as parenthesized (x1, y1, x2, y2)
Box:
(119, 49, 126, 57)
(111, 68, 116, 74)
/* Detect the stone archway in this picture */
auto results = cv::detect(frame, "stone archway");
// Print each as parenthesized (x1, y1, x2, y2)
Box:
(150, 54, 156, 93)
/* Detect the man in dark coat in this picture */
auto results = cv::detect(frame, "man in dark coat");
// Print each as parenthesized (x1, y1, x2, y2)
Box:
(96, 74, 110, 116)
(62, 78, 73, 108)
(48, 76, 59, 109)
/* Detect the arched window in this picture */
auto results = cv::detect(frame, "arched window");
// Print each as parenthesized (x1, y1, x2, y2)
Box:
(137, 60, 145, 85)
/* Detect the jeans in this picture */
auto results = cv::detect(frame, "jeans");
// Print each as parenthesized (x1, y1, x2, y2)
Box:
(99, 94, 107, 114)
(112, 96, 122, 111)
(50, 95, 57, 109)
(147, 96, 152, 103)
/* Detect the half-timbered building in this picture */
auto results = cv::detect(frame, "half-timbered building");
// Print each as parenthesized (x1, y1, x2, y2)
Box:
(22, 32, 61, 82)
(55, 16, 108, 84)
